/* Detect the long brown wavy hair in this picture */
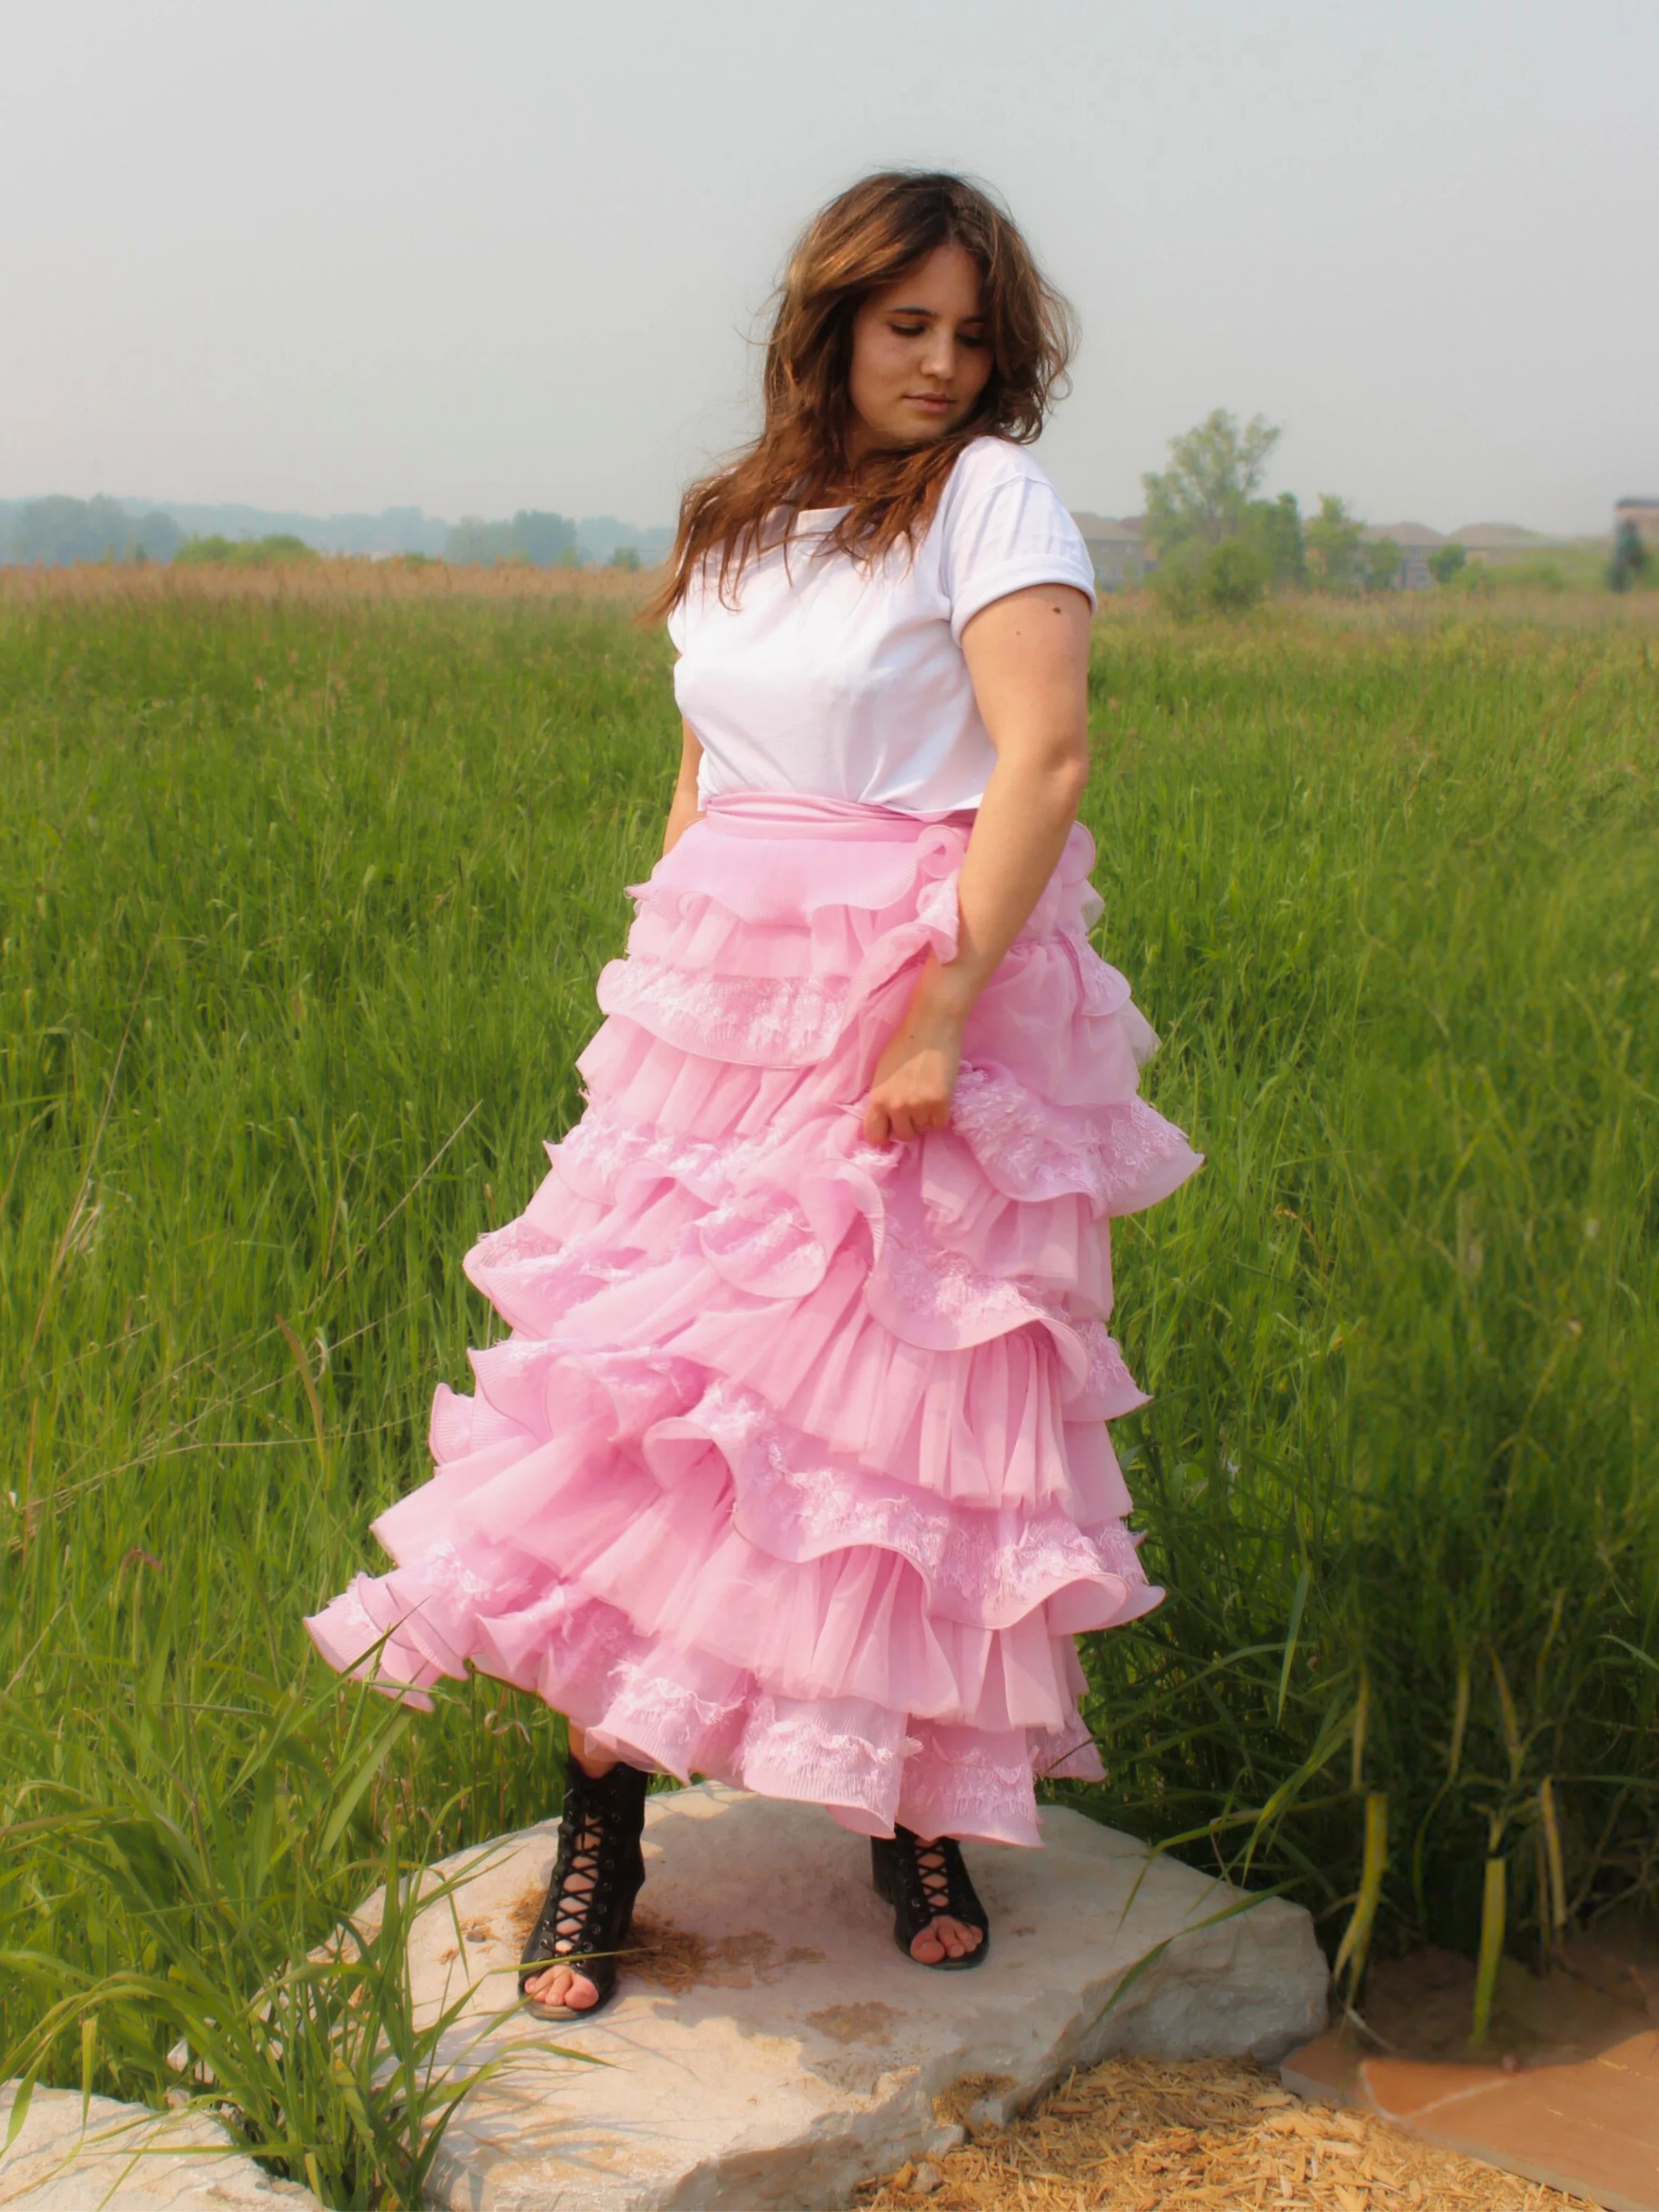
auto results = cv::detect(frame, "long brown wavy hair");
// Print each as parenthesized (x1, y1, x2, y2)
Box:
(648, 170, 1077, 619)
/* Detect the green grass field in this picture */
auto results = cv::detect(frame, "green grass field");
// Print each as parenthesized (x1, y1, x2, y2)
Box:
(2, 575, 1656, 2201)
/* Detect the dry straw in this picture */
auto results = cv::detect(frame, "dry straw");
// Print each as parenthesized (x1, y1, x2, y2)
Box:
(860, 2056, 1596, 2211)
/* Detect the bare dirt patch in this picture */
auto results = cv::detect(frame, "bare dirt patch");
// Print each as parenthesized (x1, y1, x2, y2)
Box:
(505, 1891, 791, 1994)
(1355, 1924, 1659, 2069)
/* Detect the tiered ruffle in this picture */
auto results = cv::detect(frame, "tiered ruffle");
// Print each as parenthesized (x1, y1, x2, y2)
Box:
(305, 790, 1201, 1845)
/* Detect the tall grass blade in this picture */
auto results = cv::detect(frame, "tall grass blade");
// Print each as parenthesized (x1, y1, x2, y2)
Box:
(1332, 1792, 1388, 2001)
(1348, 1676, 1370, 1796)
(1447, 1659, 1471, 1781)
(275, 1313, 327, 1474)
(1539, 1778, 1567, 1949)
(1470, 1856, 1508, 2046)
(1275, 1564, 1311, 1724)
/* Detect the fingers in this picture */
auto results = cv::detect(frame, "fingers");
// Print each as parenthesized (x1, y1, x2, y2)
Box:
(863, 1097, 951, 1146)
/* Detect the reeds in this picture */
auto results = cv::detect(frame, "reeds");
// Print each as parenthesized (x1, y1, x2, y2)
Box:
(0, 553, 656, 611)
(1063, 602, 1659, 2028)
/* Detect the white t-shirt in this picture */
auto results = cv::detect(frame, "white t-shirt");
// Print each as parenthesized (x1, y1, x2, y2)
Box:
(666, 436, 1097, 815)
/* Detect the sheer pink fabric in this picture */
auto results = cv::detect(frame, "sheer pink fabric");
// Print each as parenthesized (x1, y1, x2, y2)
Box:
(305, 791, 1201, 1846)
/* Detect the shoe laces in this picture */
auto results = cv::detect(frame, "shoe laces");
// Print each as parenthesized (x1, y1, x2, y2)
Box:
(549, 1812, 606, 1955)
(910, 1835, 957, 1919)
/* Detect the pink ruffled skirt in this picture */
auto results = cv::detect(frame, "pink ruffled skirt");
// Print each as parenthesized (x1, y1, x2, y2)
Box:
(305, 790, 1201, 1846)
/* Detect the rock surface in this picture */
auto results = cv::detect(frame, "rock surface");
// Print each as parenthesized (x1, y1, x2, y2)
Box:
(384, 1781, 1327, 2210)
(0, 2084, 314, 2208)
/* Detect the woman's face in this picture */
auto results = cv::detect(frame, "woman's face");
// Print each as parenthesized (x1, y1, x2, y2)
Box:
(845, 242, 993, 458)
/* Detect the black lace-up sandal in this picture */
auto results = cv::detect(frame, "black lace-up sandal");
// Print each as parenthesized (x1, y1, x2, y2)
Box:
(518, 1758, 650, 2020)
(870, 1824, 990, 1970)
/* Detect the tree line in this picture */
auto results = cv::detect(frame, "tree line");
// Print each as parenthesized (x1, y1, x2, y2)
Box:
(0, 496, 186, 567)
(442, 511, 658, 568)
(1139, 411, 1475, 615)
(0, 497, 659, 571)
(8, 469, 1639, 598)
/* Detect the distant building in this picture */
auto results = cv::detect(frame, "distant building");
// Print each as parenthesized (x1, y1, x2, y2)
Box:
(1360, 521, 1448, 591)
(1449, 523, 1561, 558)
(1071, 512, 1153, 591)
(1615, 498, 1659, 550)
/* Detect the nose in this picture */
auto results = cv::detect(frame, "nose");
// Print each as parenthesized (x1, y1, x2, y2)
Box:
(919, 328, 954, 379)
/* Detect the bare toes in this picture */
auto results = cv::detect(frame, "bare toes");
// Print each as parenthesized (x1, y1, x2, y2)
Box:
(524, 1963, 597, 2010)
(912, 1917, 982, 1961)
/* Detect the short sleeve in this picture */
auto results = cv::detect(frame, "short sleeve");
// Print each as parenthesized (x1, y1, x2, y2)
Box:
(665, 596, 686, 653)
(938, 444, 1098, 641)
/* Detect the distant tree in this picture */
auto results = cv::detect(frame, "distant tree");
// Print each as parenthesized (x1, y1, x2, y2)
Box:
(445, 510, 577, 566)
(10, 495, 184, 566)
(610, 546, 641, 571)
(1609, 519, 1649, 593)
(510, 511, 578, 565)
(1150, 535, 1270, 620)
(128, 510, 185, 562)
(173, 534, 238, 565)
(1365, 537, 1403, 593)
(1202, 536, 1271, 611)
(1428, 542, 1468, 586)
(1142, 409, 1282, 552)
(1147, 544, 1202, 621)
(1240, 492, 1306, 588)
(1505, 556, 1567, 594)
(1304, 495, 1365, 592)
(445, 518, 492, 564)
(174, 532, 315, 567)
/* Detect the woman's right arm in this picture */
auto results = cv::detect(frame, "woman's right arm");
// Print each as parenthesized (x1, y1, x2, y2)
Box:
(661, 719, 704, 856)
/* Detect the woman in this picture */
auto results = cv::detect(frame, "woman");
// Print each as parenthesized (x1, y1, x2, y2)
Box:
(306, 170, 1199, 2018)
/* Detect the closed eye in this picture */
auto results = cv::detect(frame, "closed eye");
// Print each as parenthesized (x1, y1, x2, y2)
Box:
(889, 322, 988, 347)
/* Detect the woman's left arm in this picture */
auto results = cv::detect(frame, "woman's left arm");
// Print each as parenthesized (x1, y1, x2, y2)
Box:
(862, 582, 1093, 1145)
(661, 718, 706, 857)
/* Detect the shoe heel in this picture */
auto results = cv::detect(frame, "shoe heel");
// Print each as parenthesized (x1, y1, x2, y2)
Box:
(870, 1836, 897, 1905)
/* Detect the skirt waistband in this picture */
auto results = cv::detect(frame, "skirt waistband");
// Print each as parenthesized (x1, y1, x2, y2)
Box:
(701, 789, 978, 840)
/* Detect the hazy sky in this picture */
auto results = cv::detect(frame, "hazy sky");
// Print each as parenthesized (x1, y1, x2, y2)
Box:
(4, 0, 1653, 535)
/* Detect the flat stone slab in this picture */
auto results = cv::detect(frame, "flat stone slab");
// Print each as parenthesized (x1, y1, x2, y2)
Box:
(1285, 2026, 1659, 2210)
(379, 1781, 1327, 2210)
(0, 2084, 314, 2208)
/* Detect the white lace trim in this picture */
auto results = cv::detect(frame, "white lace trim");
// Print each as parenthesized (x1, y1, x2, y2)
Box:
(1073, 1321, 1144, 1416)
(690, 1376, 1142, 1617)
(950, 1065, 1192, 1210)
(596, 955, 849, 1065)
(873, 1217, 1050, 1338)
(898, 1725, 1040, 1837)
(698, 1184, 831, 1286)
(739, 1694, 917, 1799)
(552, 1095, 783, 1203)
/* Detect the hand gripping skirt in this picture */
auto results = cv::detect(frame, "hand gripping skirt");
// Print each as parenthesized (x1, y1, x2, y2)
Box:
(305, 789, 1202, 1848)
